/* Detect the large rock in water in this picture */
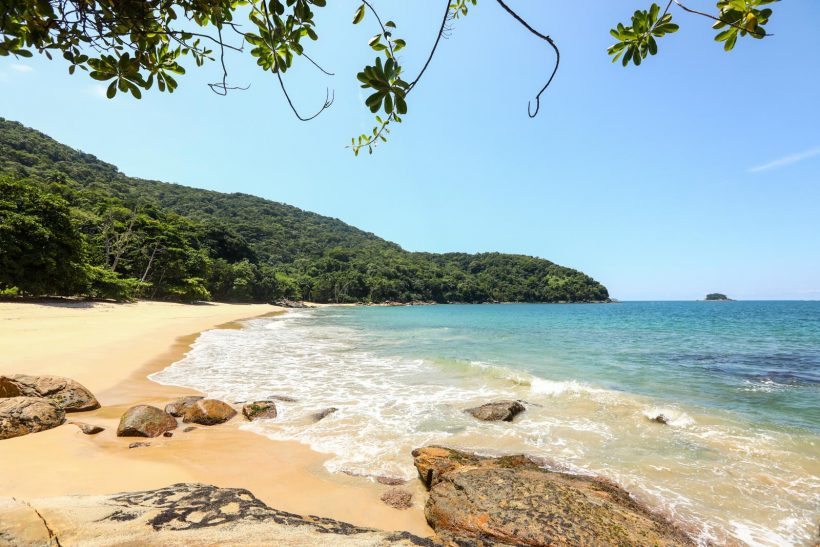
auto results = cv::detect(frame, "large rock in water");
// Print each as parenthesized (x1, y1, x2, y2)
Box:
(242, 400, 277, 421)
(0, 374, 100, 412)
(0, 397, 65, 440)
(182, 399, 237, 425)
(412, 446, 694, 546)
(117, 405, 177, 438)
(0, 483, 436, 546)
(464, 400, 525, 422)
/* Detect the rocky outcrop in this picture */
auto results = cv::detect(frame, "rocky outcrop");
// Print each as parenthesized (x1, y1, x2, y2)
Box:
(0, 483, 437, 546)
(312, 407, 338, 422)
(0, 397, 65, 440)
(182, 399, 237, 425)
(165, 396, 204, 417)
(464, 400, 525, 422)
(117, 405, 177, 438)
(412, 446, 693, 546)
(650, 414, 669, 425)
(68, 421, 104, 435)
(381, 488, 413, 510)
(242, 401, 277, 421)
(272, 299, 314, 308)
(0, 374, 99, 412)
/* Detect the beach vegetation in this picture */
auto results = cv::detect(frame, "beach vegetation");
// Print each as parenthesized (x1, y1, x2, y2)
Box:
(0, 118, 608, 304)
(0, 1, 777, 153)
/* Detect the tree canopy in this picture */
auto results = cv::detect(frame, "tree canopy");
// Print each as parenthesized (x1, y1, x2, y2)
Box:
(0, 118, 609, 303)
(1, 0, 777, 153)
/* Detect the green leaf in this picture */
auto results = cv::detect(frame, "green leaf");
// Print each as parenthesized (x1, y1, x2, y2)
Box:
(395, 95, 407, 115)
(106, 81, 117, 99)
(352, 4, 365, 24)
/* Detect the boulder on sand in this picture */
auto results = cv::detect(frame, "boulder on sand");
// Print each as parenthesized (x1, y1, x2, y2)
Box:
(0, 397, 65, 440)
(164, 396, 204, 417)
(412, 446, 694, 546)
(182, 399, 237, 425)
(0, 374, 99, 412)
(117, 405, 177, 438)
(68, 421, 104, 435)
(242, 401, 277, 421)
(464, 400, 525, 422)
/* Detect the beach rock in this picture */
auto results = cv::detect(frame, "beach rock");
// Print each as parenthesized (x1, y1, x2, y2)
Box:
(164, 396, 204, 417)
(0, 374, 100, 412)
(129, 442, 151, 449)
(163, 431, 174, 438)
(273, 299, 313, 308)
(412, 446, 694, 546)
(182, 399, 237, 425)
(312, 407, 338, 422)
(376, 476, 408, 486)
(242, 401, 277, 421)
(0, 483, 436, 546)
(117, 405, 177, 438)
(0, 497, 54, 544)
(183, 426, 198, 433)
(0, 397, 65, 440)
(464, 400, 525, 422)
(381, 488, 413, 510)
(651, 414, 670, 425)
(68, 421, 104, 435)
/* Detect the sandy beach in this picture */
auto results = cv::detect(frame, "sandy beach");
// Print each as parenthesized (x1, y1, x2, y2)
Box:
(0, 300, 432, 537)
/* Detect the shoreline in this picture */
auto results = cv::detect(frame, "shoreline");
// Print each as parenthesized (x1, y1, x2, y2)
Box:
(0, 300, 432, 536)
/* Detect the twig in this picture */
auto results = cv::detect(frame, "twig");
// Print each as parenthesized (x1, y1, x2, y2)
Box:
(494, 0, 560, 118)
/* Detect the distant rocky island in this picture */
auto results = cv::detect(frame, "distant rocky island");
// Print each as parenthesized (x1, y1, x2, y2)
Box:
(705, 293, 733, 301)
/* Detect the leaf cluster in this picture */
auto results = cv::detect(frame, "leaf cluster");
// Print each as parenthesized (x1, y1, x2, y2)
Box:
(608, 3, 679, 67)
(609, 0, 777, 66)
(713, 0, 776, 51)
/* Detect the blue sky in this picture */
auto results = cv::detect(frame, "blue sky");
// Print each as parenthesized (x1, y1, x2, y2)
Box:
(1, 1, 819, 300)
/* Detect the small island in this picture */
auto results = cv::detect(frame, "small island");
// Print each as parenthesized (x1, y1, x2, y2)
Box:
(705, 293, 733, 301)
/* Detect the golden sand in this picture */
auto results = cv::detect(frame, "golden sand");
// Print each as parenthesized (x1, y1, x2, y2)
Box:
(0, 300, 431, 536)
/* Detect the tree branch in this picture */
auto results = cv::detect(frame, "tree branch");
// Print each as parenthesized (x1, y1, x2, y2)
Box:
(673, 0, 772, 37)
(408, 0, 451, 91)
(494, 0, 560, 118)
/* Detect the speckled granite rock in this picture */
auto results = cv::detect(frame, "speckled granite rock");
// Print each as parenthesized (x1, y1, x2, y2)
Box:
(164, 396, 204, 417)
(0, 483, 438, 546)
(412, 446, 694, 547)
(0, 397, 65, 440)
(242, 401, 277, 421)
(117, 405, 177, 438)
(182, 399, 237, 425)
(0, 374, 99, 412)
(464, 401, 525, 422)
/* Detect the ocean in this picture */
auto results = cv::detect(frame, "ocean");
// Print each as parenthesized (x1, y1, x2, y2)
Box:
(151, 301, 820, 546)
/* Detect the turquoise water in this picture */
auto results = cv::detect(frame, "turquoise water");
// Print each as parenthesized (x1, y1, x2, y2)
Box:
(337, 302, 820, 433)
(154, 301, 820, 546)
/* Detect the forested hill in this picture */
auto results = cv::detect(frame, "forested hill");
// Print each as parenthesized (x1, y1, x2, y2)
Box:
(0, 118, 609, 304)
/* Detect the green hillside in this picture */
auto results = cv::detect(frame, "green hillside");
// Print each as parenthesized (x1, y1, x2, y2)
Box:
(0, 118, 609, 303)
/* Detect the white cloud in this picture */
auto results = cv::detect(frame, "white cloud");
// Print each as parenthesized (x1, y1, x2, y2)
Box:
(748, 146, 820, 173)
(10, 63, 33, 73)
(88, 84, 108, 99)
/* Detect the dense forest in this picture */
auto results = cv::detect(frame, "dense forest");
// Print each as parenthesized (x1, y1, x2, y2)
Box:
(0, 118, 609, 304)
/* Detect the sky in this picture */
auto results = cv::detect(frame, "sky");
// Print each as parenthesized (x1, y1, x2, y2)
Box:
(1, 1, 819, 300)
